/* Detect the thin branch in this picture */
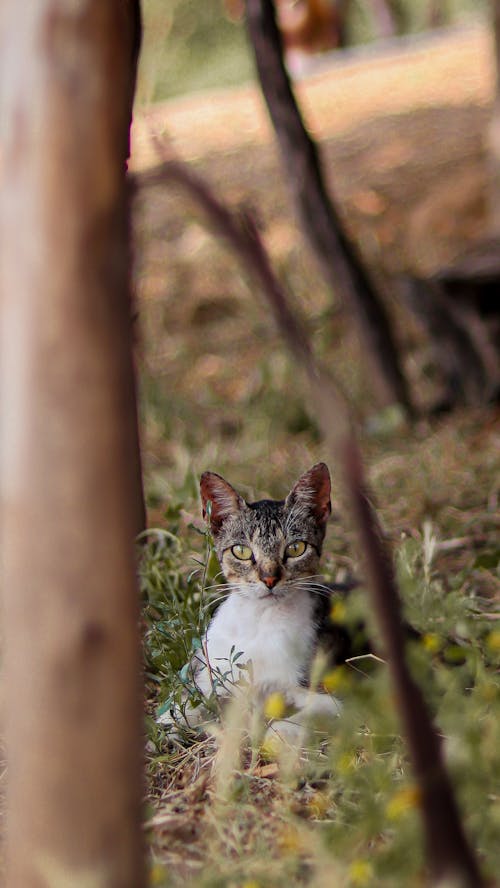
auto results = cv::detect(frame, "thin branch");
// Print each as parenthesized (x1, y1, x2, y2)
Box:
(244, 0, 414, 416)
(139, 156, 350, 428)
(343, 444, 484, 885)
(137, 154, 484, 885)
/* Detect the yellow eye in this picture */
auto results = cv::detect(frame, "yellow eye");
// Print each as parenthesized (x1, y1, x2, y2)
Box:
(285, 540, 307, 559)
(231, 544, 253, 561)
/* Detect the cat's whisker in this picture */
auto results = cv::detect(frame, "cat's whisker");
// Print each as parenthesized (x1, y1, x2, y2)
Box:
(203, 597, 229, 611)
(291, 575, 331, 583)
(291, 577, 331, 587)
(166, 464, 343, 737)
(290, 581, 336, 598)
(205, 585, 249, 601)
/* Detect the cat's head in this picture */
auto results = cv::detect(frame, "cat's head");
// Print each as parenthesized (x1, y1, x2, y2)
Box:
(200, 464, 331, 599)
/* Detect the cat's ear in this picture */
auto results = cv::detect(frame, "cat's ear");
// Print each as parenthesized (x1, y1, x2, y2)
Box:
(200, 472, 246, 535)
(286, 462, 331, 525)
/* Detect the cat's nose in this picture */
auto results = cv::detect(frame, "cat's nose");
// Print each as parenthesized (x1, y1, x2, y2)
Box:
(262, 575, 279, 589)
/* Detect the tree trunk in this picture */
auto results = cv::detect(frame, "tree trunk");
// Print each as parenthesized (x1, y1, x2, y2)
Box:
(0, 3, 145, 886)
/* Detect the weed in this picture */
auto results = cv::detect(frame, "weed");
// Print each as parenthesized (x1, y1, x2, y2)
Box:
(142, 511, 500, 885)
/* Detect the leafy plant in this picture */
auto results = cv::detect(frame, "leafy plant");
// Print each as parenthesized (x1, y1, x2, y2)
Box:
(142, 516, 500, 885)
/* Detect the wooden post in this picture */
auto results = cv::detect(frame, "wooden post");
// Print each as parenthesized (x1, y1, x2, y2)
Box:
(0, 3, 145, 886)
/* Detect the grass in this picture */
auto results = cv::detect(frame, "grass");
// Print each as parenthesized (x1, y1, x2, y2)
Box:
(135, 153, 499, 880)
(135, 141, 499, 888)
(135, 7, 499, 883)
(141, 506, 500, 886)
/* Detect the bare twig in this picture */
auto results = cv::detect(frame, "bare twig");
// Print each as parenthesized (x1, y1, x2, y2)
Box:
(342, 443, 484, 886)
(138, 152, 484, 885)
(244, 0, 414, 416)
(435, 535, 491, 553)
(139, 154, 351, 434)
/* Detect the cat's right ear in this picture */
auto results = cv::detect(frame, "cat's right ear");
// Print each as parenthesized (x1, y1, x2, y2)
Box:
(200, 472, 245, 536)
(286, 462, 331, 525)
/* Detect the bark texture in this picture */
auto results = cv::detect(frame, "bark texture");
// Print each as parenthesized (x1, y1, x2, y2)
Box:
(0, 3, 144, 886)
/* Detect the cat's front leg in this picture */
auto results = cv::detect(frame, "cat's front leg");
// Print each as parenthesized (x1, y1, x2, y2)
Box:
(291, 687, 342, 722)
(156, 653, 221, 739)
(156, 697, 215, 749)
(265, 688, 341, 747)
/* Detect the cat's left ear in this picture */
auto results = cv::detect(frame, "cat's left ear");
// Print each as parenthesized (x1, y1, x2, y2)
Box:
(200, 471, 246, 536)
(286, 462, 331, 525)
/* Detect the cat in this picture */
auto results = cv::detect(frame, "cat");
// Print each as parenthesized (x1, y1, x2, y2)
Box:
(159, 463, 344, 743)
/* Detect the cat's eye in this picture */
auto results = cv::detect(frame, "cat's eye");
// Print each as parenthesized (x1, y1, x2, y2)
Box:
(285, 540, 307, 559)
(231, 544, 253, 561)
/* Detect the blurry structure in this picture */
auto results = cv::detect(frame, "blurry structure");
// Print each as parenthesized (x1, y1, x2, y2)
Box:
(268, 0, 454, 71)
(277, 0, 345, 55)
(244, 0, 498, 409)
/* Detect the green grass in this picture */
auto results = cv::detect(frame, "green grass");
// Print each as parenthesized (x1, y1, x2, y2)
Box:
(136, 150, 499, 887)
(136, 0, 254, 105)
(135, 7, 499, 881)
(141, 513, 500, 886)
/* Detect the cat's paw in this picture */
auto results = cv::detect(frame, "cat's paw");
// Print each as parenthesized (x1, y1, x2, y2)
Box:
(156, 700, 215, 747)
(262, 690, 341, 752)
(291, 688, 342, 725)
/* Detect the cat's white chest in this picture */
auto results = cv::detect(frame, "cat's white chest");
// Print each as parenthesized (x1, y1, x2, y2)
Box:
(201, 588, 316, 694)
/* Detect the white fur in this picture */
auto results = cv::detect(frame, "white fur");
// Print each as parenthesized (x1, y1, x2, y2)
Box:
(158, 583, 342, 739)
(197, 584, 317, 696)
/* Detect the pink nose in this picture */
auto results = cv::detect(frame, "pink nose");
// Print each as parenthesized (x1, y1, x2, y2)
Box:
(262, 575, 279, 589)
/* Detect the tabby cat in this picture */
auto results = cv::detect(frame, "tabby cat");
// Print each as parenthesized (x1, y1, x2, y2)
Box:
(159, 463, 344, 741)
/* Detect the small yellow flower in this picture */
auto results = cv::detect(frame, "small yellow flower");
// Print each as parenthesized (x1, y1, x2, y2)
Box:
(241, 881, 261, 888)
(150, 863, 167, 885)
(264, 691, 286, 720)
(386, 785, 421, 820)
(323, 666, 351, 694)
(486, 630, 500, 653)
(337, 751, 356, 775)
(307, 790, 331, 818)
(260, 735, 282, 761)
(348, 859, 374, 886)
(330, 600, 347, 624)
(278, 824, 303, 853)
(421, 632, 442, 654)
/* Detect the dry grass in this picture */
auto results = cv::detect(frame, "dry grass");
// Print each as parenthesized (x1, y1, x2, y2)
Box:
(135, 24, 500, 886)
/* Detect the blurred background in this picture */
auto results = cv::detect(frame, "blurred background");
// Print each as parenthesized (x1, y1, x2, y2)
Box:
(136, 0, 487, 102)
(133, 4, 500, 884)
(131, 0, 496, 534)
